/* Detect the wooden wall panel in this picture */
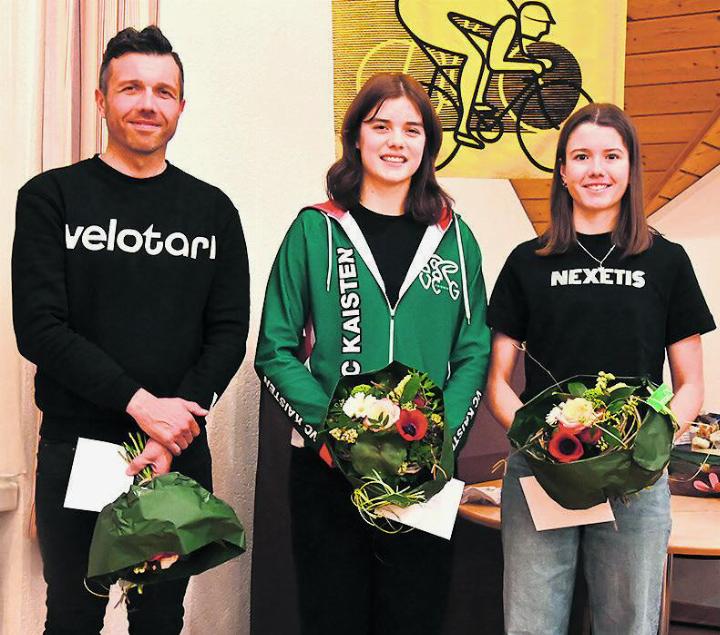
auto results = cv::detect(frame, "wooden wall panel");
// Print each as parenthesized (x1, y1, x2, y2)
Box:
(628, 0, 720, 20)
(644, 172, 666, 195)
(659, 171, 701, 198)
(626, 12, 720, 55)
(646, 197, 669, 215)
(512, 179, 551, 200)
(625, 81, 720, 116)
(706, 116, 720, 146)
(641, 143, 686, 172)
(521, 199, 551, 222)
(682, 142, 720, 174)
(633, 113, 709, 143)
(626, 49, 720, 86)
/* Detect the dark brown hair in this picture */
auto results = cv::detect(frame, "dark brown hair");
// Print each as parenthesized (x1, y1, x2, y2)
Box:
(326, 72, 453, 225)
(538, 103, 652, 257)
(99, 26, 184, 100)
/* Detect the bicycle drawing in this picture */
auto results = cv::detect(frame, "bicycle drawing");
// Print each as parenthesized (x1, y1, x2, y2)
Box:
(356, 1, 594, 173)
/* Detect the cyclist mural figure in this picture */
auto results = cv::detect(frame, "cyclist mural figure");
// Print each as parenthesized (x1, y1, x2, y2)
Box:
(396, 0, 555, 149)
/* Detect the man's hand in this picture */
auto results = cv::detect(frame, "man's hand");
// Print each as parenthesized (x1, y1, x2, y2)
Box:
(126, 388, 205, 456)
(126, 438, 173, 477)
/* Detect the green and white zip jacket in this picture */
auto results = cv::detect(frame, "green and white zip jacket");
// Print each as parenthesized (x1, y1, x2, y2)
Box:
(255, 200, 491, 457)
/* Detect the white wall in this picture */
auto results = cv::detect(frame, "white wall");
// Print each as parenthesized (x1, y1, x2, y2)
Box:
(650, 166, 720, 611)
(651, 165, 720, 404)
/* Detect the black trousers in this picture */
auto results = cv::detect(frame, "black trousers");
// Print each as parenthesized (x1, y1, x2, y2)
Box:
(35, 431, 213, 635)
(290, 447, 454, 635)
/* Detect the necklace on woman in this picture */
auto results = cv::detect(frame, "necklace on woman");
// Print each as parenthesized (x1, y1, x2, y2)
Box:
(576, 239, 616, 271)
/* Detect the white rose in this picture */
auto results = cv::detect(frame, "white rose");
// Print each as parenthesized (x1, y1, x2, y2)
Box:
(559, 398, 596, 431)
(365, 397, 400, 429)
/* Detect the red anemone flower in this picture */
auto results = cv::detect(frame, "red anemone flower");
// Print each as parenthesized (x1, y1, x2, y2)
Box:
(396, 409, 428, 441)
(548, 428, 584, 463)
(578, 427, 602, 445)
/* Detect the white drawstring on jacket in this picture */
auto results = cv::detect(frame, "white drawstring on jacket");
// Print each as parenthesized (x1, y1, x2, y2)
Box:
(454, 216, 471, 324)
(324, 214, 332, 291)
(323, 209, 471, 326)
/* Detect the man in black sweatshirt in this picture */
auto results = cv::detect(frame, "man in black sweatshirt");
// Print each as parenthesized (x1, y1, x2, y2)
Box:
(11, 26, 249, 634)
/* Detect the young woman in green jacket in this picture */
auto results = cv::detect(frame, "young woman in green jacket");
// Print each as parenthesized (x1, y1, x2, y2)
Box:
(256, 73, 491, 634)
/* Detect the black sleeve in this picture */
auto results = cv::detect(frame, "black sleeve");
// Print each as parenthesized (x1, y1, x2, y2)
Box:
(12, 186, 141, 411)
(665, 245, 715, 345)
(487, 248, 529, 341)
(174, 192, 250, 409)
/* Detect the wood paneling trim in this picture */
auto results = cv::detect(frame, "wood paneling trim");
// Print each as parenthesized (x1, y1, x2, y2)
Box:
(627, 13, 720, 55)
(660, 170, 701, 197)
(645, 197, 668, 216)
(681, 142, 720, 174)
(628, 0, 720, 21)
(706, 116, 720, 146)
(625, 49, 720, 87)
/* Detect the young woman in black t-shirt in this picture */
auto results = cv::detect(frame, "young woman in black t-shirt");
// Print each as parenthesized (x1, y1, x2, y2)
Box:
(486, 103, 715, 634)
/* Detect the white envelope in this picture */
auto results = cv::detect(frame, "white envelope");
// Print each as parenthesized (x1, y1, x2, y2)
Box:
(520, 476, 615, 531)
(63, 438, 134, 512)
(376, 478, 465, 539)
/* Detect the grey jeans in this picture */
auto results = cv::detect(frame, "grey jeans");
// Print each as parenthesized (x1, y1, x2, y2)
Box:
(501, 452, 671, 635)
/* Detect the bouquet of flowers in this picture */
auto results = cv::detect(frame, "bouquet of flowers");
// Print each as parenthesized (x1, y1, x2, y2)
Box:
(86, 434, 246, 595)
(324, 362, 453, 529)
(508, 372, 677, 509)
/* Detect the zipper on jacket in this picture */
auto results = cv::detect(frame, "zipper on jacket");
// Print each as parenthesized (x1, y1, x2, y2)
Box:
(326, 210, 455, 367)
(388, 307, 395, 364)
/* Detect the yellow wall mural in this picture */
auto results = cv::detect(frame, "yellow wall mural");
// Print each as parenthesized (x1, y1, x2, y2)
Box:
(332, 0, 627, 178)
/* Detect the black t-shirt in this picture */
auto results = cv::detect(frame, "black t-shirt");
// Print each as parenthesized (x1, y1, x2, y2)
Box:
(349, 203, 426, 306)
(487, 232, 715, 402)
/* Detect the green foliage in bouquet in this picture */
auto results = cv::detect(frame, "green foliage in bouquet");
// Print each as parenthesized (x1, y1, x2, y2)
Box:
(87, 435, 245, 590)
(508, 373, 676, 509)
(324, 361, 453, 531)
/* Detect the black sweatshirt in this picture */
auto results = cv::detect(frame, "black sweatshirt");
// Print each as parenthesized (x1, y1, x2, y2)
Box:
(12, 156, 250, 442)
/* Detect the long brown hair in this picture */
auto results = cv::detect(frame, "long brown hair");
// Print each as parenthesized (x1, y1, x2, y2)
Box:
(538, 103, 652, 257)
(326, 72, 453, 225)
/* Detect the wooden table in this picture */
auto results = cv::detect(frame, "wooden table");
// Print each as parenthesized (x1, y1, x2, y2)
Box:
(458, 479, 502, 528)
(458, 481, 720, 635)
(661, 495, 720, 634)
